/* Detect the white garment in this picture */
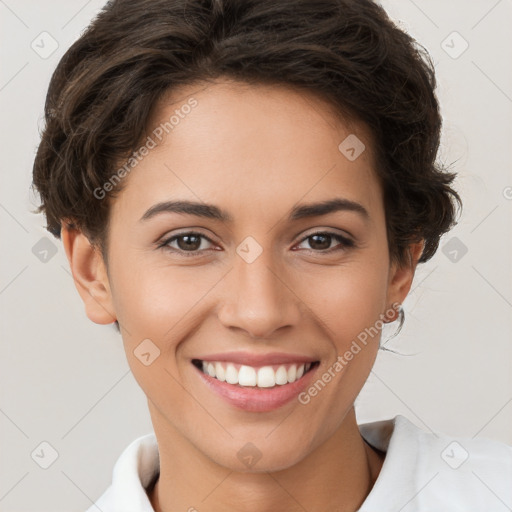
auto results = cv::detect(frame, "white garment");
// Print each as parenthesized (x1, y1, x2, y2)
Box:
(85, 414, 512, 512)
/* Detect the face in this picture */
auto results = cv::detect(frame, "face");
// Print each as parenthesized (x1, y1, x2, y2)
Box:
(68, 79, 419, 472)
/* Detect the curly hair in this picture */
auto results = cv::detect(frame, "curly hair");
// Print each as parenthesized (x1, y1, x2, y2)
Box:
(31, 0, 461, 268)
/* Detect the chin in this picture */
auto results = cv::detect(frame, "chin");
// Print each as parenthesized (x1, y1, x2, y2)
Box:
(206, 440, 311, 474)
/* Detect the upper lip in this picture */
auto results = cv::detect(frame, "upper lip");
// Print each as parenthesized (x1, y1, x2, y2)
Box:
(193, 351, 318, 366)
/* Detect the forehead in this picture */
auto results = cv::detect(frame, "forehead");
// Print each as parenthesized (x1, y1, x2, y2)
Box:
(112, 79, 383, 223)
(148, 78, 375, 159)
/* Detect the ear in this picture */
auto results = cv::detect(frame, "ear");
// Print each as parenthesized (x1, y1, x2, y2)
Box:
(386, 240, 425, 310)
(61, 224, 117, 325)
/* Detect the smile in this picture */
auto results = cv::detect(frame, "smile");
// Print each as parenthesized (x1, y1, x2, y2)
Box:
(192, 359, 320, 388)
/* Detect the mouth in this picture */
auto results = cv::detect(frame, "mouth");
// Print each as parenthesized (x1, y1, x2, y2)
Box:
(192, 359, 320, 388)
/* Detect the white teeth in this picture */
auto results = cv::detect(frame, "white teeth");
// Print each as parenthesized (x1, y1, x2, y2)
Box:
(257, 366, 275, 387)
(225, 363, 238, 384)
(198, 360, 313, 388)
(215, 362, 226, 382)
(238, 365, 257, 386)
(287, 365, 296, 383)
(275, 366, 288, 385)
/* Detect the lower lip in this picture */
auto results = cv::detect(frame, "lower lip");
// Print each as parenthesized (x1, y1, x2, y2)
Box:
(193, 363, 318, 412)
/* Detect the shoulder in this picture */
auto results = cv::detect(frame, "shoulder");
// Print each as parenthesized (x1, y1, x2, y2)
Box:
(358, 414, 512, 511)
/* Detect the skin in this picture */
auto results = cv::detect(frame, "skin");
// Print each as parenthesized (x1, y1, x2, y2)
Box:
(62, 78, 423, 511)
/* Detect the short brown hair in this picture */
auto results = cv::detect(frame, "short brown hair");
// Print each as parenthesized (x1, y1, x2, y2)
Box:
(32, 0, 462, 267)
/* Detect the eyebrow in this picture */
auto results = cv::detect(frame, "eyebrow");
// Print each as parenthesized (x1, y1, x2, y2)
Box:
(139, 198, 369, 223)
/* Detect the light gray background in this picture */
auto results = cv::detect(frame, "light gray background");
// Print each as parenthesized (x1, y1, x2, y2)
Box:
(1, 0, 511, 510)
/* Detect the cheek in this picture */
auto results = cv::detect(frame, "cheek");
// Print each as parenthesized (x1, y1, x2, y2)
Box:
(109, 253, 221, 345)
(300, 259, 389, 342)
(108, 257, 207, 401)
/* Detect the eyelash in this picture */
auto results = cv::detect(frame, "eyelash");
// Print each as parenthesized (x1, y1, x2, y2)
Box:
(157, 231, 355, 257)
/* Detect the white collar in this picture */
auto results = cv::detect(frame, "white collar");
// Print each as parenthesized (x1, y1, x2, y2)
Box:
(87, 414, 512, 511)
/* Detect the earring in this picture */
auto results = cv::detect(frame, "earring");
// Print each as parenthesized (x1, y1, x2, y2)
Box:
(384, 303, 403, 323)
(380, 305, 405, 348)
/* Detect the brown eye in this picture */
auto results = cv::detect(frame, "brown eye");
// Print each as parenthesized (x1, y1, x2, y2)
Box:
(159, 232, 215, 256)
(295, 232, 355, 253)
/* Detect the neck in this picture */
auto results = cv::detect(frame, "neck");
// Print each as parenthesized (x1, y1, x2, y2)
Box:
(147, 405, 385, 512)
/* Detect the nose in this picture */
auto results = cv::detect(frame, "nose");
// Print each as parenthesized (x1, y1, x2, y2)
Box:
(217, 248, 302, 339)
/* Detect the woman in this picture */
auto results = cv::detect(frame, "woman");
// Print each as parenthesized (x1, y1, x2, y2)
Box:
(31, 0, 512, 510)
